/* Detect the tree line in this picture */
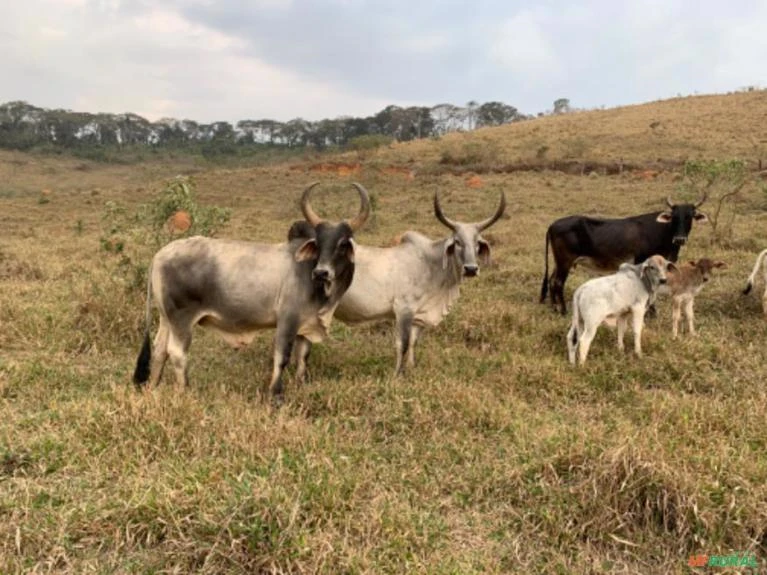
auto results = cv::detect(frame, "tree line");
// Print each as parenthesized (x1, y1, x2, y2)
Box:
(0, 99, 544, 154)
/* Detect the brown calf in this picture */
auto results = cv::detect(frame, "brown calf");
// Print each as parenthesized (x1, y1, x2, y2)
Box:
(665, 258, 726, 338)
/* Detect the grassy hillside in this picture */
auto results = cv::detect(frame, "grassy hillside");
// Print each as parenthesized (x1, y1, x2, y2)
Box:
(2, 91, 767, 573)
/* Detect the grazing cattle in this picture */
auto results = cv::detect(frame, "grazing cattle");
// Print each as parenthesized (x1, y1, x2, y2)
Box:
(132, 182, 371, 401)
(567, 255, 677, 365)
(541, 193, 708, 314)
(663, 258, 726, 338)
(287, 191, 506, 377)
(742, 248, 767, 315)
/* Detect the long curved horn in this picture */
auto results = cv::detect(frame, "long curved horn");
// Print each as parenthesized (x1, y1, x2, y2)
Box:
(300, 182, 322, 227)
(346, 182, 371, 232)
(434, 192, 457, 232)
(666, 196, 674, 209)
(695, 190, 708, 208)
(475, 191, 507, 232)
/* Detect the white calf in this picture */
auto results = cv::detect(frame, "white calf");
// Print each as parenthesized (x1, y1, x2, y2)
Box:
(567, 255, 677, 365)
(743, 249, 767, 316)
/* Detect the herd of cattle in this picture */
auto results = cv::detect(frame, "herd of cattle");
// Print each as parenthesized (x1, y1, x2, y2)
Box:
(131, 183, 767, 400)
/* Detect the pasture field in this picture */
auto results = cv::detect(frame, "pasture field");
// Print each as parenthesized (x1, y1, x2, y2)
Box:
(2, 91, 767, 574)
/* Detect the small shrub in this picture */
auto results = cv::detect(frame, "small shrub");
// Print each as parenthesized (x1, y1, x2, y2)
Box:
(74, 177, 232, 347)
(680, 159, 747, 245)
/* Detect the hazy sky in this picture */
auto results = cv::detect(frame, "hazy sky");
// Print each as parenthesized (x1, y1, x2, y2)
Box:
(1, 0, 765, 123)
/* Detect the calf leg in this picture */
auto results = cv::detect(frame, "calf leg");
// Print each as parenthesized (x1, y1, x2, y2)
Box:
(406, 324, 423, 370)
(762, 285, 767, 317)
(672, 298, 682, 339)
(566, 322, 579, 365)
(394, 311, 414, 376)
(576, 324, 596, 365)
(616, 315, 628, 352)
(631, 307, 646, 357)
(684, 298, 696, 336)
(294, 336, 312, 385)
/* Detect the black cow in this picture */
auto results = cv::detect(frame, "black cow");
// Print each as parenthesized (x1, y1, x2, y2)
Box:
(540, 194, 708, 314)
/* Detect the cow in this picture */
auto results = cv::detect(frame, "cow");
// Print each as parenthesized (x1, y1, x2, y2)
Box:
(567, 255, 677, 365)
(742, 248, 767, 315)
(132, 182, 370, 401)
(287, 191, 506, 377)
(541, 193, 708, 314)
(662, 258, 726, 338)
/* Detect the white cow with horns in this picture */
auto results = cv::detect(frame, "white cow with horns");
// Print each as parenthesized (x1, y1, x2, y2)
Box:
(287, 191, 506, 377)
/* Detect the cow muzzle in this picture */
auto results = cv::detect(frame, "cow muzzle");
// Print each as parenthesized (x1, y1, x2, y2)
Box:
(463, 264, 479, 277)
(658, 278, 667, 284)
(672, 236, 687, 245)
(312, 267, 334, 296)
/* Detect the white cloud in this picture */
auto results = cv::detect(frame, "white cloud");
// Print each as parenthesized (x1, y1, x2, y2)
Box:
(490, 8, 562, 81)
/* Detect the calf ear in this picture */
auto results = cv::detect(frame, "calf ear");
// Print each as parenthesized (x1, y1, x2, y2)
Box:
(295, 239, 319, 262)
(667, 261, 679, 272)
(442, 238, 456, 270)
(656, 211, 673, 223)
(688, 260, 697, 267)
(714, 260, 727, 268)
(478, 239, 491, 265)
(694, 211, 709, 223)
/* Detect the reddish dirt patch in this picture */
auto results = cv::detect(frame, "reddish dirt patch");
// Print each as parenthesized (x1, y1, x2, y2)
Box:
(307, 162, 361, 177)
(380, 166, 416, 181)
(465, 175, 483, 188)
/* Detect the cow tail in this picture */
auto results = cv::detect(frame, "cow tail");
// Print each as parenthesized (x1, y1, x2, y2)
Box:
(743, 249, 767, 295)
(540, 229, 550, 303)
(133, 264, 153, 386)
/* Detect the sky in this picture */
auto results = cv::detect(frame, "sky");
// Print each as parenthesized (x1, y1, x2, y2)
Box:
(1, 0, 765, 124)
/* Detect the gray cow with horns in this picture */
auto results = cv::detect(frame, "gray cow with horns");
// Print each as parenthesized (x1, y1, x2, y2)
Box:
(288, 191, 506, 377)
(132, 182, 370, 400)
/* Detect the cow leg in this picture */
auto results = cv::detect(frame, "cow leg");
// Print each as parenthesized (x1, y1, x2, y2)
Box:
(166, 325, 192, 387)
(552, 267, 571, 315)
(685, 298, 696, 336)
(616, 315, 628, 352)
(394, 311, 414, 376)
(268, 319, 298, 402)
(631, 307, 645, 357)
(672, 298, 682, 339)
(294, 336, 312, 385)
(406, 324, 423, 370)
(148, 319, 170, 386)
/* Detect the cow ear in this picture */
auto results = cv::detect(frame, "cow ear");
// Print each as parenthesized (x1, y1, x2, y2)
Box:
(656, 211, 673, 223)
(295, 239, 318, 262)
(694, 211, 709, 223)
(714, 260, 727, 268)
(688, 260, 697, 267)
(477, 238, 491, 266)
(667, 261, 679, 272)
(442, 238, 456, 270)
(345, 238, 356, 263)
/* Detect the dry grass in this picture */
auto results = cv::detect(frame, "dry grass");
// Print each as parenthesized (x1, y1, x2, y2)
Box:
(2, 92, 767, 573)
